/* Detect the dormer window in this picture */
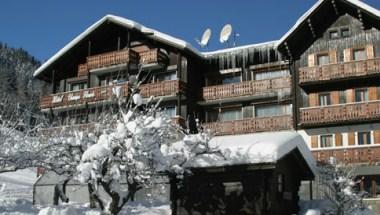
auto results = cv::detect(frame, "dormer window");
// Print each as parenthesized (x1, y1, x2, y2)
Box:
(341, 28, 350, 37)
(329, 30, 339, 39)
(317, 54, 330, 66)
(353, 49, 366, 61)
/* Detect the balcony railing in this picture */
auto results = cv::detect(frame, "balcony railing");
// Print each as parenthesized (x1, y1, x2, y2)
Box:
(202, 115, 293, 136)
(299, 58, 380, 84)
(139, 48, 168, 65)
(86, 49, 139, 71)
(202, 77, 291, 101)
(140, 80, 186, 98)
(312, 146, 380, 164)
(40, 80, 185, 110)
(300, 100, 380, 127)
(40, 83, 129, 109)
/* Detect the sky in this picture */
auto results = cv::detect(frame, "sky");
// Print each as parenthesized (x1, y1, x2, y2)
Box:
(0, 0, 379, 62)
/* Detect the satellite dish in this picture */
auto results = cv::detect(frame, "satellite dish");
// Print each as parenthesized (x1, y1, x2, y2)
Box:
(195, 28, 212, 49)
(220, 24, 232, 44)
(200, 28, 211, 48)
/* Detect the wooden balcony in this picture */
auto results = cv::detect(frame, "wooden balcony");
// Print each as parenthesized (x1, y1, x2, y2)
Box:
(40, 80, 185, 110)
(139, 48, 168, 65)
(40, 83, 129, 110)
(140, 80, 186, 98)
(300, 100, 380, 127)
(299, 58, 380, 84)
(202, 77, 291, 101)
(202, 115, 293, 136)
(86, 49, 139, 71)
(312, 146, 380, 165)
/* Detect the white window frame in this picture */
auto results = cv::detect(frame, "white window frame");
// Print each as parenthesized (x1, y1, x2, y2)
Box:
(318, 134, 335, 148)
(356, 131, 373, 146)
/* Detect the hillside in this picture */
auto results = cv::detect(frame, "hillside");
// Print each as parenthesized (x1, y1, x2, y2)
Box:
(0, 42, 49, 104)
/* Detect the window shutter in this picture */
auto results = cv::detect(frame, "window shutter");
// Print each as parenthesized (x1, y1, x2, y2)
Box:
(309, 93, 318, 106)
(344, 48, 352, 62)
(366, 44, 375, 59)
(311, 136, 318, 148)
(331, 91, 340, 104)
(335, 133, 342, 147)
(329, 50, 338, 64)
(374, 131, 380, 144)
(346, 89, 354, 103)
(369, 87, 377, 100)
(308, 54, 316, 67)
(348, 132, 355, 146)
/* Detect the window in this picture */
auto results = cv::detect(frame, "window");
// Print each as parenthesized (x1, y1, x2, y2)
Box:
(317, 54, 330, 65)
(206, 110, 219, 123)
(220, 108, 242, 122)
(255, 104, 291, 118)
(339, 91, 346, 104)
(355, 89, 368, 102)
(341, 28, 350, 38)
(277, 174, 284, 192)
(99, 71, 128, 86)
(242, 106, 254, 119)
(353, 49, 366, 61)
(222, 74, 241, 84)
(358, 132, 371, 145)
(254, 69, 289, 81)
(155, 70, 177, 82)
(329, 30, 339, 39)
(320, 135, 334, 148)
(70, 82, 87, 91)
(319, 93, 331, 106)
(162, 106, 176, 117)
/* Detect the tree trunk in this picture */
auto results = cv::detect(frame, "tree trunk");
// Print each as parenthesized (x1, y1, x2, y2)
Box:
(88, 183, 105, 210)
(53, 178, 69, 205)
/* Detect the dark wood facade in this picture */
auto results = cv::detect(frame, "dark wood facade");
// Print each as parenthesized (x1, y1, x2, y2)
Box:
(171, 149, 313, 215)
(34, 0, 380, 205)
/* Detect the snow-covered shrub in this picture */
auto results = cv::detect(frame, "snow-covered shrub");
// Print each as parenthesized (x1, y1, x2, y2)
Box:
(318, 160, 372, 215)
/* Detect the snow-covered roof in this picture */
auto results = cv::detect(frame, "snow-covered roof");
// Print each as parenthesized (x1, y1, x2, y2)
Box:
(33, 15, 278, 77)
(277, 0, 380, 48)
(34, 0, 380, 77)
(33, 15, 200, 77)
(186, 131, 316, 175)
(202, 40, 278, 58)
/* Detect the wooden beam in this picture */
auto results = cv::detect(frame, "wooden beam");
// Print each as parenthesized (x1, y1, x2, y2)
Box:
(284, 42, 293, 61)
(307, 19, 317, 38)
(87, 41, 91, 56)
(331, 0, 339, 15)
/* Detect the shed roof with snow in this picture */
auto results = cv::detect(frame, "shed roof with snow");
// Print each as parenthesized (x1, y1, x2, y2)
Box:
(186, 131, 316, 179)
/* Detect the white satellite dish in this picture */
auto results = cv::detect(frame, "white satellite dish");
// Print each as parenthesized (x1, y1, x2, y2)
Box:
(220, 24, 232, 44)
(200, 28, 212, 48)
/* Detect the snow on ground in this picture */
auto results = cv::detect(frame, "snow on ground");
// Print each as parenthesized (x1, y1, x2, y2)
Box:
(0, 169, 170, 215)
(0, 169, 38, 215)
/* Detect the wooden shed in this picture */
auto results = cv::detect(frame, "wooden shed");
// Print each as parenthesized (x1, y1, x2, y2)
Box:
(170, 131, 315, 215)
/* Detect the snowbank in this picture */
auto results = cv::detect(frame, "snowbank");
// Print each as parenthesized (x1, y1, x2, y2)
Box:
(37, 202, 170, 215)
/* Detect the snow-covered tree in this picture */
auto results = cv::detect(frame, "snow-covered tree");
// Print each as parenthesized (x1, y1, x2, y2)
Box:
(318, 159, 373, 215)
(0, 95, 44, 173)
(75, 70, 219, 215)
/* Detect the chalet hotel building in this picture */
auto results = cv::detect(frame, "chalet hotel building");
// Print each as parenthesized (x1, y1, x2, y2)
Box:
(34, 0, 380, 199)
